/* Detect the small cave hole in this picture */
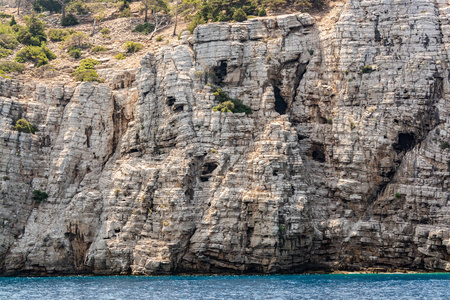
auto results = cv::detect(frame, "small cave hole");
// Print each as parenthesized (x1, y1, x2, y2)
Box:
(393, 133, 416, 153)
(310, 143, 326, 163)
(297, 134, 308, 141)
(173, 105, 184, 112)
(128, 148, 139, 153)
(213, 60, 227, 84)
(200, 162, 218, 182)
(273, 169, 279, 176)
(166, 96, 176, 107)
(273, 86, 287, 115)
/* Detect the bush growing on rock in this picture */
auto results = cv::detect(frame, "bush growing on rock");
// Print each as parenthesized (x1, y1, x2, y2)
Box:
(14, 119, 37, 134)
(0, 48, 13, 59)
(17, 16, 47, 46)
(61, 14, 79, 27)
(0, 61, 25, 73)
(124, 41, 143, 53)
(115, 53, 126, 60)
(33, 0, 62, 13)
(64, 32, 90, 49)
(15, 45, 56, 67)
(91, 45, 107, 52)
(212, 88, 252, 114)
(73, 58, 102, 82)
(133, 23, 155, 35)
(48, 28, 74, 42)
(233, 8, 247, 22)
(0, 34, 18, 49)
(32, 190, 48, 203)
(68, 47, 82, 59)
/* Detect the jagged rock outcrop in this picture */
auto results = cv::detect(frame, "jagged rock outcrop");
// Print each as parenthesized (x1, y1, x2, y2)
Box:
(1, 0, 449, 275)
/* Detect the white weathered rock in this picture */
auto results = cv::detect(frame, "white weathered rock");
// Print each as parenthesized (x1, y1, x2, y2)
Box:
(0, 4, 449, 275)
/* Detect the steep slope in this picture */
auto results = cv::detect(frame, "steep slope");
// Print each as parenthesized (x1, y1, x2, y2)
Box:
(0, 0, 449, 275)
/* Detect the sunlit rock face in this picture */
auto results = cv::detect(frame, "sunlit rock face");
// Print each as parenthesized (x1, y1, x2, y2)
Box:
(1, 0, 449, 275)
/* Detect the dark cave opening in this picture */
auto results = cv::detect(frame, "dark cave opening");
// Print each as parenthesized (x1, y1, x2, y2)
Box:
(166, 96, 176, 107)
(393, 133, 416, 153)
(213, 60, 227, 85)
(310, 143, 326, 163)
(200, 162, 218, 182)
(273, 86, 287, 115)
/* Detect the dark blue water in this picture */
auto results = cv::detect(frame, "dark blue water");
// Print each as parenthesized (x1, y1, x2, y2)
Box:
(1, 274, 449, 299)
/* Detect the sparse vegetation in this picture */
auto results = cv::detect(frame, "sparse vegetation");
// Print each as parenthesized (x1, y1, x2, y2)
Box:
(14, 119, 37, 134)
(124, 41, 143, 53)
(349, 121, 356, 130)
(2, 176, 9, 181)
(91, 45, 107, 52)
(156, 36, 163, 42)
(48, 28, 73, 42)
(395, 192, 401, 198)
(441, 141, 449, 150)
(212, 88, 252, 114)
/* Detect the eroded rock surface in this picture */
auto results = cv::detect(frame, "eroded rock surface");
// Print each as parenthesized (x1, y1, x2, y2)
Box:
(1, 0, 449, 275)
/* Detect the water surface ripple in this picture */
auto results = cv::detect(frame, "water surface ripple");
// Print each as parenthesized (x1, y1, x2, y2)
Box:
(1, 273, 449, 299)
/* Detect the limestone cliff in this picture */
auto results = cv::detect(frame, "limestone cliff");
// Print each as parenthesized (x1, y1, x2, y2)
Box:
(1, 0, 449, 275)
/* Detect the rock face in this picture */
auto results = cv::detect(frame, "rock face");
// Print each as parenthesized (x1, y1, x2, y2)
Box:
(1, 0, 450, 275)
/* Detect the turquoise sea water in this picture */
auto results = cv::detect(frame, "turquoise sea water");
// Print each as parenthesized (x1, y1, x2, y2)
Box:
(0, 273, 449, 299)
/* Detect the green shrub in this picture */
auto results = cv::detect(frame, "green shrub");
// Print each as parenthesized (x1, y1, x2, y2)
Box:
(9, 16, 17, 26)
(0, 34, 18, 49)
(68, 47, 82, 59)
(67, 1, 90, 15)
(394, 192, 401, 198)
(133, 23, 155, 35)
(64, 32, 90, 49)
(91, 45, 107, 52)
(0, 61, 25, 73)
(0, 48, 13, 59)
(73, 58, 102, 82)
(0, 23, 14, 35)
(61, 14, 79, 27)
(33, 0, 61, 13)
(0, 70, 10, 79)
(48, 28, 73, 42)
(2, 176, 9, 181)
(361, 65, 374, 73)
(233, 8, 247, 22)
(441, 141, 449, 149)
(73, 68, 99, 81)
(100, 28, 110, 36)
(115, 53, 126, 60)
(258, 8, 267, 17)
(212, 88, 252, 114)
(156, 36, 163, 42)
(15, 45, 56, 67)
(119, 8, 131, 18)
(17, 16, 47, 46)
(187, 14, 206, 34)
(124, 41, 143, 53)
(32, 190, 48, 203)
(14, 119, 37, 134)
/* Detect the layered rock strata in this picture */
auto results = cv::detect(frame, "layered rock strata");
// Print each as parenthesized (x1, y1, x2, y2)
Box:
(0, 0, 449, 275)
